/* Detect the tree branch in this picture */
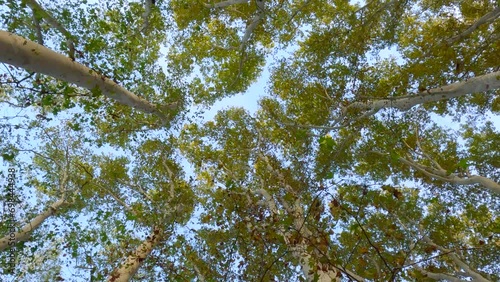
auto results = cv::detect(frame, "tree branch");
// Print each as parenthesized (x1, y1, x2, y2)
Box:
(31, 8, 44, 45)
(447, 6, 500, 44)
(141, 0, 154, 33)
(240, 12, 264, 50)
(204, 0, 249, 9)
(337, 266, 366, 281)
(24, 0, 75, 59)
(346, 70, 500, 115)
(193, 264, 206, 282)
(0, 197, 66, 251)
(0, 30, 171, 120)
(398, 156, 500, 195)
(415, 266, 463, 282)
(107, 226, 163, 282)
(420, 236, 491, 282)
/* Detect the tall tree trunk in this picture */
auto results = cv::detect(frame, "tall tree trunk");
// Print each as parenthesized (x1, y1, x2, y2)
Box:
(253, 188, 341, 281)
(107, 226, 162, 282)
(0, 30, 167, 120)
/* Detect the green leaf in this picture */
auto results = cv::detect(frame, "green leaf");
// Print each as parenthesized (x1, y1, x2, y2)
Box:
(1, 153, 15, 161)
(457, 159, 468, 169)
(390, 151, 400, 162)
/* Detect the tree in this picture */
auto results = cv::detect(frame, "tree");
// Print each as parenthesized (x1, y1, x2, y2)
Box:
(1, 0, 499, 281)
(0, 124, 97, 280)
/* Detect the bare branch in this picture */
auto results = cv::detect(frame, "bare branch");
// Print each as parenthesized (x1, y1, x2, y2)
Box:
(161, 158, 176, 199)
(103, 185, 135, 214)
(240, 12, 264, 50)
(336, 267, 366, 282)
(420, 236, 491, 282)
(116, 179, 154, 202)
(415, 266, 463, 282)
(372, 142, 500, 195)
(413, 128, 445, 171)
(281, 122, 343, 131)
(193, 264, 206, 282)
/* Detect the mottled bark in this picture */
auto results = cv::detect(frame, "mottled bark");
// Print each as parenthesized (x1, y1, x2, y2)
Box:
(107, 226, 163, 282)
(254, 155, 343, 282)
(399, 157, 500, 195)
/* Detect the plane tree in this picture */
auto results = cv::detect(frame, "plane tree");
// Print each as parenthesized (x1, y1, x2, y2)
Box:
(174, 0, 499, 280)
(0, 0, 498, 281)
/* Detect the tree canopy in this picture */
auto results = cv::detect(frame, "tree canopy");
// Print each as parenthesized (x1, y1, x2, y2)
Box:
(0, 0, 499, 281)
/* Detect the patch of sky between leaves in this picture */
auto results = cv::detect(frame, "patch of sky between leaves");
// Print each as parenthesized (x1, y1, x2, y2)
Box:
(203, 46, 405, 126)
